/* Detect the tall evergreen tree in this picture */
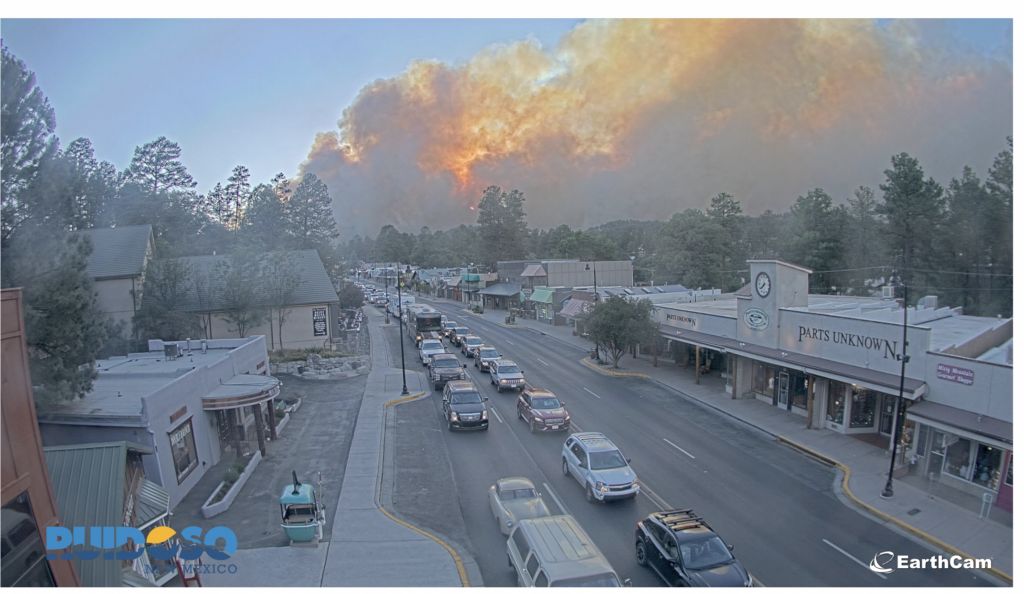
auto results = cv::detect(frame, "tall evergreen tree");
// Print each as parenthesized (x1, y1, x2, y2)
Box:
(286, 172, 338, 250)
(707, 192, 744, 291)
(784, 188, 848, 291)
(224, 165, 251, 229)
(239, 183, 287, 250)
(845, 186, 884, 290)
(876, 153, 946, 290)
(125, 136, 196, 195)
(477, 185, 528, 270)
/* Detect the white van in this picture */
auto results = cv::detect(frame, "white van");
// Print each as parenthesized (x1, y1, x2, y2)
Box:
(506, 515, 628, 587)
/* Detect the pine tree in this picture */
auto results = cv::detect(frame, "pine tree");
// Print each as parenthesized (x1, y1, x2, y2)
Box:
(125, 136, 196, 195)
(285, 173, 338, 250)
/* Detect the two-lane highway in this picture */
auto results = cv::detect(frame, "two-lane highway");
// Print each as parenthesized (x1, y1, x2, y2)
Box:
(378, 290, 991, 587)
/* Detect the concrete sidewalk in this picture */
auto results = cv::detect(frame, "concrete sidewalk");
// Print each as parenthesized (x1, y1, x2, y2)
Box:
(432, 298, 1013, 583)
(199, 308, 470, 587)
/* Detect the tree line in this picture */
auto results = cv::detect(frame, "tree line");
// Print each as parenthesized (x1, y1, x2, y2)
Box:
(1, 45, 340, 404)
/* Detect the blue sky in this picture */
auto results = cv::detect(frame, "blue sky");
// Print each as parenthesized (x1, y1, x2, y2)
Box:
(1, 19, 584, 193)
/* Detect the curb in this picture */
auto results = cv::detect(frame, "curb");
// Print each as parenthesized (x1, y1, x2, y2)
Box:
(382, 391, 471, 587)
(776, 436, 1013, 586)
(580, 357, 652, 379)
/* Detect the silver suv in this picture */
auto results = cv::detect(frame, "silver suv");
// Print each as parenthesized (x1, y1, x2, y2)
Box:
(561, 433, 639, 503)
(461, 335, 484, 358)
(474, 346, 501, 372)
(489, 359, 525, 392)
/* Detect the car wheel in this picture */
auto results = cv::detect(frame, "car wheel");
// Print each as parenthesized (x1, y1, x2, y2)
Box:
(529, 420, 536, 433)
(635, 540, 648, 567)
(562, 458, 570, 476)
(585, 483, 596, 504)
(490, 377, 495, 385)
(518, 408, 525, 422)
(434, 383, 441, 391)
(448, 423, 454, 432)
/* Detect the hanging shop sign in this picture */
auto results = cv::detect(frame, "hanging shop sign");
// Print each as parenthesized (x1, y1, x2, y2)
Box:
(936, 363, 974, 386)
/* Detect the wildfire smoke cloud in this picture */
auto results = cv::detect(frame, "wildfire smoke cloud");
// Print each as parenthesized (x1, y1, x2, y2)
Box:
(302, 19, 1011, 236)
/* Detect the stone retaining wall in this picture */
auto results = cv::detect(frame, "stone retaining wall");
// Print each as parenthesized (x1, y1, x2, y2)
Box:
(271, 354, 371, 380)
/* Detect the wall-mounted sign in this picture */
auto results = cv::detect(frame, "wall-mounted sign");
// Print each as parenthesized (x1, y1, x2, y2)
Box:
(744, 308, 769, 331)
(797, 325, 900, 359)
(169, 406, 187, 425)
(666, 313, 697, 327)
(313, 308, 328, 336)
(936, 363, 974, 386)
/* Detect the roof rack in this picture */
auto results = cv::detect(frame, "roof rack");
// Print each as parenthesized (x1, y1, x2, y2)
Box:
(654, 509, 711, 532)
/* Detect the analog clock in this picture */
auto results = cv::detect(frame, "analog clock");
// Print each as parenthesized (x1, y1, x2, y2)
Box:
(755, 272, 771, 298)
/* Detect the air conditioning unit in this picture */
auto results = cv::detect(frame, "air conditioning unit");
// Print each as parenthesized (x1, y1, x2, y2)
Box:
(882, 286, 894, 300)
(164, 343, 180, 360)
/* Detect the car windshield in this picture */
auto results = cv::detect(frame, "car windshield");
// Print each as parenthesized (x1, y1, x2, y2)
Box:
(550, 573, 620, 587)
(532, 397, 560, 410)
(444, 322, 457, 329)
(478, 349, 499, 358)
(497, 365, 521, 374)
(466, 338, 482, 345)
(434, 359, 459, 368)
(449, 391, 482, 404)
(454, 328, 469, 334)
(679, 535, 734, 570)
(499, 488, 537, 501)
(589, 450, 627, 470)
(423, 344, 443, 352)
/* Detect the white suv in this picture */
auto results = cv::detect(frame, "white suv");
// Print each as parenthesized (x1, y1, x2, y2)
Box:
(561, 433, 639, 503)
(420, 339, 447, 366)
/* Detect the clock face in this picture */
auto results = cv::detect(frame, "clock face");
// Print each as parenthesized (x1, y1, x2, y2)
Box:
(756, 272, 771, 298)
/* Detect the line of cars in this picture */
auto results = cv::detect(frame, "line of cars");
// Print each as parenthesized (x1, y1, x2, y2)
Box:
(418, 312, 751, 587)
(356, 283, 387, 307)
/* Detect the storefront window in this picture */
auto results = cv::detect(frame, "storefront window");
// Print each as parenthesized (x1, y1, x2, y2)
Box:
(848, 388, 877, 428)
(972, 445, 1004, 490)
(790, 375, 809, 410)
(944, 437, 972, 480)
(826, 381, 846, 424)
(753, 363, 777, 397)
(1006, 454, 1013, 487)
(170, 418, 198, 484)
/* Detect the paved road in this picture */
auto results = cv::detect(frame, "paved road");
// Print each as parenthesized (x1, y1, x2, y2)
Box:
(378, 290, 990, 587)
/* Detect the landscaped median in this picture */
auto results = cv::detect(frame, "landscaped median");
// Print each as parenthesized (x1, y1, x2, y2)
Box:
(776, 436, 1012, 586)
(580, 357, 651, 379)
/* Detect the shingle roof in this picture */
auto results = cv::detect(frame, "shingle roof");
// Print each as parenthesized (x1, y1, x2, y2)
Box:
(44, 441, 154, 588)
(906, 401, 1012, 444)
(151, 249, 339, 312)
(74, 225, 153, 280)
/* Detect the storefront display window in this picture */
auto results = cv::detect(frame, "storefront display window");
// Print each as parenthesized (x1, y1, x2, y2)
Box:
(972, 445, 1003, 490)
(790, 374, 809, 410)
(944, 437, 971, 479)
(1006, 454, 1013, 487)
(170, 418, 198, 484)
(848, 388, 877, 428)
(753, 363, 776, 397)
(826, 381, 846, 424)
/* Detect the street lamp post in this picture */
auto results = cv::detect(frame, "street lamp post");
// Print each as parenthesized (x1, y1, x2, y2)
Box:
(397, 265, 410, 395)
(881, 269, 910, 499)
(384, 269, 390, 324)
(585, 262, 600, 363)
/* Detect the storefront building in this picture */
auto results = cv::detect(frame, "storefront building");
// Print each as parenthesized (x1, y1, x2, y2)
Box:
(655, 260, 1012, 516)
(36, 337, 280, 509)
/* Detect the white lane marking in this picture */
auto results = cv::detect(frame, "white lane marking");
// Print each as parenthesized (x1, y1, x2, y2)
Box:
(663, 438, 696, 459)
(490, 408, 504, 424)
(542, 483, 570, 516)
(821, 539, 887, 580)
(536, 358, 549, 366)
(583, 387, 601, 399)
(505, 339, 515, 345)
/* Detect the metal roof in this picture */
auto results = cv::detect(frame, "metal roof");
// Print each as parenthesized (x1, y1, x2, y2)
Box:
(558, 298, 592, 319)
(135, 478, 171, 529)
(74, 225, 153, 280)
(154, 249, 338, 312)
(529, 288, 554, 304)
(44, 441, 154, 588)
(521, 264, 547, 277)
(906, 401, 1012, 444)
(479, 282, 523, 297)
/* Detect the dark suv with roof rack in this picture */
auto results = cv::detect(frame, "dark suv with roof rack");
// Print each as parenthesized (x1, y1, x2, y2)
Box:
(635, 509, 752, 587)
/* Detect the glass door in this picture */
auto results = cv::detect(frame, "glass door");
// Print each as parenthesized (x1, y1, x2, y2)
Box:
(880, 395, 895, 435)
(926, 429, 946, 479)
(777, 372, 790, 409)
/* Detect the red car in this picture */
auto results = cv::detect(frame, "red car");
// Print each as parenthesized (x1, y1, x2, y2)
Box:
(517, 389, 570, 433)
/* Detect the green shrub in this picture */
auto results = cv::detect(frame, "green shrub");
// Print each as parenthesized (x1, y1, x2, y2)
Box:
(223, 468, 240, 485)
(472, 305, 484, 314)
(284, 395, 298, 405)
(232, 459, 248, 473)
(274, 408, 286, 419)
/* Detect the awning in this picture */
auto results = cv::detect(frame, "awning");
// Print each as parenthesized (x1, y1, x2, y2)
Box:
(479, 282, 522, 297)
(444, 277, 462, 287)
(906, 401, 1012, 446)
(522, 264, 547, 277)
(530, 288, 554, 304)
(135, 478, 171, 529)
(202, 375, 280, 411)
(660, 325, 926, 399)
(558, 298, 591, 318)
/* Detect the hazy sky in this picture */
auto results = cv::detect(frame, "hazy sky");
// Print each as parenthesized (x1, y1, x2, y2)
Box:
(0, 17, 1013, 238)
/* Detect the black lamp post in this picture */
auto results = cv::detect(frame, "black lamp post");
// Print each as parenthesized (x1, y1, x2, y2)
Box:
(398, 265, 411, 395)
(383, 269, 390, 324)
(585, 262, 600, 362)
(881, 269, 910, 499)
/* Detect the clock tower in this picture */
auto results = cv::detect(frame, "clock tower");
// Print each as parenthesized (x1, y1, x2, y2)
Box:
(736, 260, 811, 349)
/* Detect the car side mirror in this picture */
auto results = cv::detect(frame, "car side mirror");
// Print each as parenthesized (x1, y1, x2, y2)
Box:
(578, 462, 585, 468)
(627, 458, 632, 464)
(623, 578, 632, 588)
(463, 363, 468, 368)
(484, 397, 490, 402)
(560, 401, 566, 406)
(727, 544, 734, 551)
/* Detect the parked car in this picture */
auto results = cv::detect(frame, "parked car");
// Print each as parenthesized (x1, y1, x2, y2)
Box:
(420, 339, 447, 366)
(561, 432, 639, 503)
(442, 321, 458, 338)
(449, 326, 471, 346)
(474, 347, 501, 372)
(429, 353, 468, 391)
(636, 509, 752, 587)
(489, 359, 526, 392)
(461, 335, 484, 358)
(507, 515, 628, 587)
(517, 389, 570, 433)
(488, 477, 551, 535)
(442, 380, 489, 431)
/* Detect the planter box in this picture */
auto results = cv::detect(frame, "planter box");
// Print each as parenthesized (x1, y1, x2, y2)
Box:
(275, 412, 291, 434)
(200, 450, 262, 519)
(287, 397, 302, 414)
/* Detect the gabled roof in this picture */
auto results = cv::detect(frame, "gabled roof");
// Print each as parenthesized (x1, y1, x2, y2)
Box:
(74, 225, 153, 280)
(153, 249, 339, 312)
(44, 441, 155, 588)
(479, 282, 522, 297)
(521, 264, 547, 277)
(529, 288, 554, 304)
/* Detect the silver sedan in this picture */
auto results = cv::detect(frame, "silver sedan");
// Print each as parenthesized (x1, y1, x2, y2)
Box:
(488, 477, 551, 535)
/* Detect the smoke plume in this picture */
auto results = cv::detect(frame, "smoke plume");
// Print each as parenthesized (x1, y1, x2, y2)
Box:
(301, 19, 1011, 237)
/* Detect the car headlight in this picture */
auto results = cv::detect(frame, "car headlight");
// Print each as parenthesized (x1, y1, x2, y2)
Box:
(449, 412, 458, 421)
(481, 410, 488, 420)
(501, 379, 509, 384)
(595, 481, 608, 492)
(632, 478, 640, 488)
(564, 416, 570, 423)
(533, 416, 543, 423)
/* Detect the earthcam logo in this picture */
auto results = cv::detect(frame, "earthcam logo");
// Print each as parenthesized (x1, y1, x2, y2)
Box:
(869, 550, 992, 572)
(46, 525, 237, 561)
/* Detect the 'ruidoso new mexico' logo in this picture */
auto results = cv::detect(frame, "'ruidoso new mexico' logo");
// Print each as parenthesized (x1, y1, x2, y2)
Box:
(46, 525, 237, 561)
